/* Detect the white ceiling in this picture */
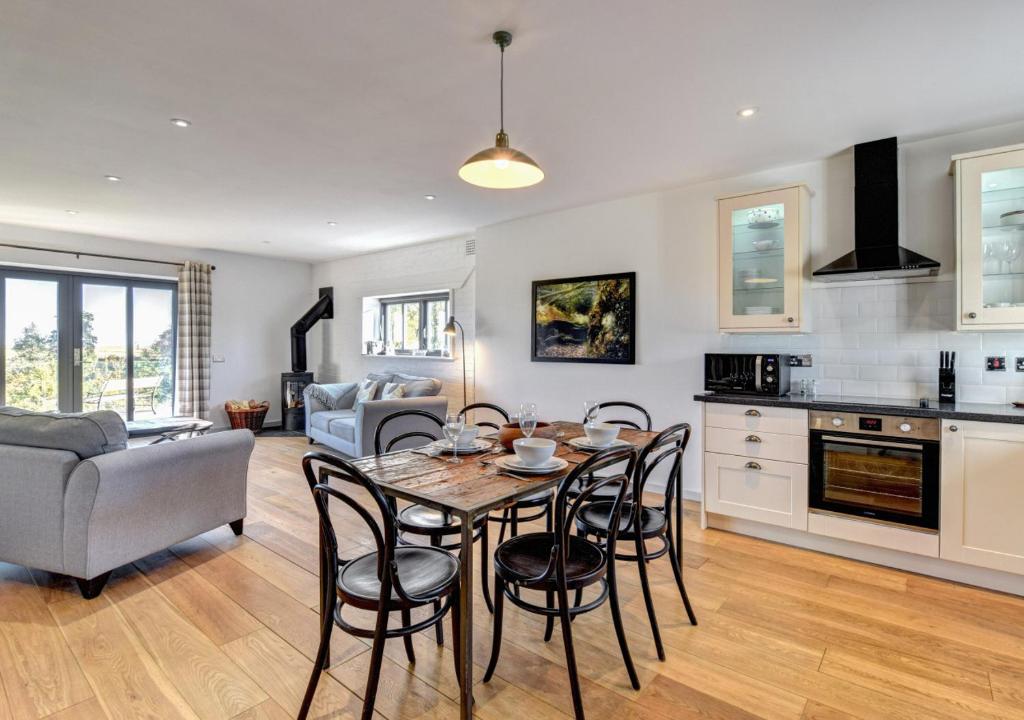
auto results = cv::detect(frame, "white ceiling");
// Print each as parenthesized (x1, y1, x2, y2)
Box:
(1, 0, 1023, 261)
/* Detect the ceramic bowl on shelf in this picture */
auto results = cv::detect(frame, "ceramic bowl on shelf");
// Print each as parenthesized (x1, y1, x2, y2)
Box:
(746, 207, 780, 229)
(1000, 210, 1024, 227)
(750, 238, 776, 252)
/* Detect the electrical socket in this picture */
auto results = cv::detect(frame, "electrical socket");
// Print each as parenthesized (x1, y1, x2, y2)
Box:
(788, 354, 813, 368)
(1016, 357, 1024, 372)
(986, 356, 1006, 371)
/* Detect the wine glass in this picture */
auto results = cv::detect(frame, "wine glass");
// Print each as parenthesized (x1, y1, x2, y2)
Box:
(583, 400, 599, 426)
(520, 405, 538, 440)
(444, 413, 465, 464)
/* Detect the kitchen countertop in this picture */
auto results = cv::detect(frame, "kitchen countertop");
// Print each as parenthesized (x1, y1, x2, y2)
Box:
(693, 392, 1024, 425)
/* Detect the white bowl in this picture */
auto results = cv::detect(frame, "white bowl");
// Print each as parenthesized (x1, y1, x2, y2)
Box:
(456, 425, 479, 448)
(513, 438, 556, 467)
(583, 422, 619, 447)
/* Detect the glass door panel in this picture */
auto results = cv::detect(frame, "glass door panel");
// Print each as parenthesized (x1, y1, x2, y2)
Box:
(80, 283, 128, 417)
(821, 438, 924, 519)
(730, 202, 786, 317)
(3, 277, 61, 411)
(132, 287, 175, 417)
(980, 165, 1024, 309)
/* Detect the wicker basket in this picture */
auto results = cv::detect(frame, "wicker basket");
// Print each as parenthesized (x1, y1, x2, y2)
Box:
(224, 402, 269, 431)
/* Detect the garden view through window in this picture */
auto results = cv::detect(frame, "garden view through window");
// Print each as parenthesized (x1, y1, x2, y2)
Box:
(0, 269, 176, 419)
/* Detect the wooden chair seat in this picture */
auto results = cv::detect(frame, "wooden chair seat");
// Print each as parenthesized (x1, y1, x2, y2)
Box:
(337, 545, 459, 610)
(575, 502, 667, 540)
(494, 532, 606, 590)
(397, 505, 487, 535)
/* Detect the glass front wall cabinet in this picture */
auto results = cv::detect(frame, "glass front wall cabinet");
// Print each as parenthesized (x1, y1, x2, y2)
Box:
(954, 144, 1024, 330)
(717, 184, 809, 332)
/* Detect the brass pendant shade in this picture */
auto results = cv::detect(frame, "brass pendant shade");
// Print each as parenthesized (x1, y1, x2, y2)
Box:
(459, 31, 544, 189)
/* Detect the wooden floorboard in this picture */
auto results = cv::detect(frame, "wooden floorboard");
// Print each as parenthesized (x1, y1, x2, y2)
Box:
(0, 435, 1021, 719)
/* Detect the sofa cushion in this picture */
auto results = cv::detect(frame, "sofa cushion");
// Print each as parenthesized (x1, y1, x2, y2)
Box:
(381, 382, 406, 400)
(307, 383, 359, 410)
(311, 409, 355, 433)
(327, 416, 356, 442)
(364, 373, 394, 400)
(0, 406, 127, 459)
(393, 373, 442, 398)
(355, 380, 378, 407)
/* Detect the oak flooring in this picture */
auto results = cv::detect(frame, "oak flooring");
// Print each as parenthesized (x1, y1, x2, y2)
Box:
(1, 436, 1023, 719)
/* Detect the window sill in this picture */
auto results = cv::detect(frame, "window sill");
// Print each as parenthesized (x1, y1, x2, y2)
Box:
(362, 353, 454, 362)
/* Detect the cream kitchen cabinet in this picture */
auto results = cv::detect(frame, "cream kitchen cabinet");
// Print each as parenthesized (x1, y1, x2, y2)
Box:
(717, 184, 810, 333)
(940, 419, 1024, 575)
(703, 403, 809, 530)
(953, 143, 1024, 330)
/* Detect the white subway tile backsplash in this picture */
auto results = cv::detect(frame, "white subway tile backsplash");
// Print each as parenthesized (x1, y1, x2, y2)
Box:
(876, 381, 919, 399)
(960, 385, 1007, 404)
(898, 365, 935, 383)
(822, 364, 859, 380)
(841, 286, 878, 303)
(840, 317, 877, 333)
(859, 365, 898, 381)
(957, 367, 983, 385)
(841, 380, 879, 396)
(878, 350, 919, 366)
(858, 333, 899, 350)
(897, 333, 939, 350)
(816, 379, 842, 395)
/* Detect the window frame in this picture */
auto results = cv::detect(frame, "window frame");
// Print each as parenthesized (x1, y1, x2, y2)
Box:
(380, 292, 450, 354)
(0, 265, 178, 419)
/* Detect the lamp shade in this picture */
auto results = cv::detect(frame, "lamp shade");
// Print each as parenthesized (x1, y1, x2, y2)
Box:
(443, 316, 458, 336)
(459, 133, 544, 189)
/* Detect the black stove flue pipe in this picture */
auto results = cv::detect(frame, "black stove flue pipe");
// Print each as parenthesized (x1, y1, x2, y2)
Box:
(290, 287, 333, 372)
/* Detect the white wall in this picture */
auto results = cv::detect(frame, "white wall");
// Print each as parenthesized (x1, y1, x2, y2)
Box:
(475, 120, 1024, 497)
(310, 237, 475, 411)
(0, 223, 312, 429)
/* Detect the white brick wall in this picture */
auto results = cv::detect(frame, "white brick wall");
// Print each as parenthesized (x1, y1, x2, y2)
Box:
(722, 278, 1024, 403)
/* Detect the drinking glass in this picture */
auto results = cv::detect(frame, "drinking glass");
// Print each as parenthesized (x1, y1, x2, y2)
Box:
(583, 400, 599, 426)
(444, 413, 465, 464)
(520, 410, 538, 439)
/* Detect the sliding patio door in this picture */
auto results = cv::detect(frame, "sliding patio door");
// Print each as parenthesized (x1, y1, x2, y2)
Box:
(0, 268, 176, 420)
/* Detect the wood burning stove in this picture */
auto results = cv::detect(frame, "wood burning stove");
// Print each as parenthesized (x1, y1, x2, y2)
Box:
(282, 287, 333, 431)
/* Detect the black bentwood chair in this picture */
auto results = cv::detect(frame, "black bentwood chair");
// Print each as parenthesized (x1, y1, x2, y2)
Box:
(574, 423, 698, 661)
(461, 402, 555, 542)
(298, 452, 461, 720)
(567, 401, 653, 502)
(374, 410, 493, 633)
(483, 446, 641, 720)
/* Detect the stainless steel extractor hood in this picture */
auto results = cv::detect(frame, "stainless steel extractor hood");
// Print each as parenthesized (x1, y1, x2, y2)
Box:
(813, 137, 940, 282)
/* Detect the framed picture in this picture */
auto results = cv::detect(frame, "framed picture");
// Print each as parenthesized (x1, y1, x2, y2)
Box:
(531, 272, 636, 364)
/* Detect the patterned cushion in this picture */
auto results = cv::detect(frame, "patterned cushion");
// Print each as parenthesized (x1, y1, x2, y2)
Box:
(354, 380, 378, 406)
(381, 382, 406, 400)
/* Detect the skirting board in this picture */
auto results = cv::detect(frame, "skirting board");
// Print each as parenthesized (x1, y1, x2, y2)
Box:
(707, 512, 1024, 597)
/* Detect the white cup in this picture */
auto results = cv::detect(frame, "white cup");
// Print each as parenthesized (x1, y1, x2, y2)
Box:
(513, 438, 556, 467)
(583, 422, 619, 447)
(456, 425, 479, 448)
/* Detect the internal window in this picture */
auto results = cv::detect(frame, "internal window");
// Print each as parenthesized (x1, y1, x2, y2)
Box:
(379, 293, 450, 355)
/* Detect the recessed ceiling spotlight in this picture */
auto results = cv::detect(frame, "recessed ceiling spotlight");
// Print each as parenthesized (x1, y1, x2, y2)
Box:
(737, 106, 759, 118)
(327, 220, 337, 226)
(170, 118, 192, 128)
(65, 209, 79, 215)
(424, 194, 436, 201)
(104, 175, 122, 182)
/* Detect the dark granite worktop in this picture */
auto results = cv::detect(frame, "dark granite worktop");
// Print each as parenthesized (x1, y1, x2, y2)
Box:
(694, 392, 1024, 425)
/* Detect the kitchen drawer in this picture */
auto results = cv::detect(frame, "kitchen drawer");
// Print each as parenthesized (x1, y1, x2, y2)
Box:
(705, 426, 808, 464)
(705, 403, 808, 436)
(704, 452, 808, 530)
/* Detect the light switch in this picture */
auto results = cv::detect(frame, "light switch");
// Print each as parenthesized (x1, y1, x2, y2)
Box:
(212, 354, 226, 363)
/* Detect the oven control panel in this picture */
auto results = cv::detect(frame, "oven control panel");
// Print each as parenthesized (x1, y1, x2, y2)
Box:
(809, 411, 941, 441)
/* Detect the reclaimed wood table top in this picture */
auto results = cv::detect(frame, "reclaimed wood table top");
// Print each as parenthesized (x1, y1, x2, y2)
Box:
(326, 421, 657, 518)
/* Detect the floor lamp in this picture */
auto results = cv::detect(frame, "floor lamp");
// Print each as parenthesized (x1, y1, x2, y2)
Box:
(443, 316, 467, 409)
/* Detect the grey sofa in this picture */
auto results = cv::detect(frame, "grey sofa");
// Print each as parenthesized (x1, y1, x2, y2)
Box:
(304, 372, 448, 456)
(0, 406, 254, 598)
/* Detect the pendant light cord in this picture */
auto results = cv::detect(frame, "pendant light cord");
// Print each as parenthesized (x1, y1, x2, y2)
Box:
(499, 42, 505, 133)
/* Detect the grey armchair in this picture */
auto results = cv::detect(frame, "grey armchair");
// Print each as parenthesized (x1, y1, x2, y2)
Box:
(0, 407, 253, 598)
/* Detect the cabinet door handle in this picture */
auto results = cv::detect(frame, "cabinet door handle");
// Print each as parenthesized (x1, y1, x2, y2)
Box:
(744, 461, 762, 470)
(744, 435, 762, 443)
(787, 316, 794, 323)
(967, 312, 977, 319)
(744, 409, 761, 417)
(949, 425, 958, 432)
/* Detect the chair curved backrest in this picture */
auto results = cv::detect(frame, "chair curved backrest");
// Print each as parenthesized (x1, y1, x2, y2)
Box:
(373, 409, 444, 455)
(521, 446, 638, 586)
(459, 402, 509, 432)
(584, 401, 653, 431)
(629, 422, 691, 527)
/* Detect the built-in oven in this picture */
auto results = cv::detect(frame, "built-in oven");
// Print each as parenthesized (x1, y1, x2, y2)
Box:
(808, 411, 940, 531)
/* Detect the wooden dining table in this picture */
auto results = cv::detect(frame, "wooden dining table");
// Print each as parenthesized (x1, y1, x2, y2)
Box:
(320, 420, 675, 720)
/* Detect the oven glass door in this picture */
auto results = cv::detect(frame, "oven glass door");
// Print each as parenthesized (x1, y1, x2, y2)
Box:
(810, 433, 939, 529)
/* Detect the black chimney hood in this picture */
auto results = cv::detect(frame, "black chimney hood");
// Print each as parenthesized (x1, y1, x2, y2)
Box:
(813, 137, 939, 281)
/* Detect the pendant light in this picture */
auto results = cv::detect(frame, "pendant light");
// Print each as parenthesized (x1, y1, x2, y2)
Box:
(459, 30, 544, 189)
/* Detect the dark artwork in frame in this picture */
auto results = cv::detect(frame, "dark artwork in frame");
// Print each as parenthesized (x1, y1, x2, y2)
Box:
(531, 272, 636, 364)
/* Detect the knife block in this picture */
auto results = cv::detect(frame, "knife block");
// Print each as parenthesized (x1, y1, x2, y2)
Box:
(939, 368, 956, 404)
